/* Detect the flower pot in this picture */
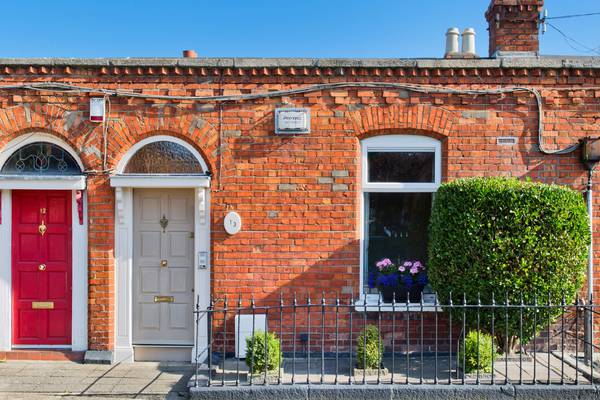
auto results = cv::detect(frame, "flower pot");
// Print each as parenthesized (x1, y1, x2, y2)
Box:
(380, 284, 425, 303)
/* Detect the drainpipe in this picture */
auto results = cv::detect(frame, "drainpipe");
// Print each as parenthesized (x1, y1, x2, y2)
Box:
(585, 166, 595, 365)
(584, 163, 596, 365)
(581, 138, 599, 365)
(587, 168, 594, 302)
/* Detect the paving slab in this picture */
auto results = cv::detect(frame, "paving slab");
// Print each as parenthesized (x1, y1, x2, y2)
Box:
(0, 361, 195, 399)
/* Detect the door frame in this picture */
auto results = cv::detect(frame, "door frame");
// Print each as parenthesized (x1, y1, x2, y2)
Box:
(110, 135, 211, 363)
(0, 133, 88, 351)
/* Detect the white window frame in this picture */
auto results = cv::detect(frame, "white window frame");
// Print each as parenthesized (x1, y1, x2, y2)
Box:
(358, 135, 441, 310)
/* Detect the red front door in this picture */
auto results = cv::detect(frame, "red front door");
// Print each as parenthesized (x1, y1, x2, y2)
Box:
(12, 190, 72, 345)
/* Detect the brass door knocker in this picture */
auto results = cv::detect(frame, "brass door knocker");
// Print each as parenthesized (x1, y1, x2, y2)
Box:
(159, 214, 169, 233)
(38, 220, 47, 236)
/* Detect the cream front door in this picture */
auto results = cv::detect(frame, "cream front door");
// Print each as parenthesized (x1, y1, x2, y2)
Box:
(132, 188, 194, 345)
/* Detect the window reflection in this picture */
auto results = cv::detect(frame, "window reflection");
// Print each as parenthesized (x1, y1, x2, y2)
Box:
(368, 152, 434, 183)
(364, 192, 432, 294)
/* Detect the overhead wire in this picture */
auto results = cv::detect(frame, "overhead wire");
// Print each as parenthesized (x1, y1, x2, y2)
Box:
(102, 94, 111, 172)
(545, 22, 600, 56)
(545, 12, 600, 20)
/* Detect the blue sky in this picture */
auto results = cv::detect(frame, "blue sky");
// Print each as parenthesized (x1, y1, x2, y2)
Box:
(1, 0, 598, 58)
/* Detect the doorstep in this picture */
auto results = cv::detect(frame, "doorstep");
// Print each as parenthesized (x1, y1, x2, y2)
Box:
(0, 349, 84, 362)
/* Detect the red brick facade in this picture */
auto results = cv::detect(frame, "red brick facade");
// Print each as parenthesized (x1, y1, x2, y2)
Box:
(0, 0, 599, 355)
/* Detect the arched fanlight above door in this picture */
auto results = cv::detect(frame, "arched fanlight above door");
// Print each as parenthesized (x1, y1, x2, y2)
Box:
(123, 141, 203, 174)
(1, 142, 82, 175)
(111, 135, 210, 190)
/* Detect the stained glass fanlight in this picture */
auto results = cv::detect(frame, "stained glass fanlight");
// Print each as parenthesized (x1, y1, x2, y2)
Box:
(124, 141, 203, 174)
(1, 142, 81, 175)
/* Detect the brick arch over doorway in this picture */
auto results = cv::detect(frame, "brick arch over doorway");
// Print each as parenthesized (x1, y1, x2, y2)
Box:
(106, 119, 218, 175)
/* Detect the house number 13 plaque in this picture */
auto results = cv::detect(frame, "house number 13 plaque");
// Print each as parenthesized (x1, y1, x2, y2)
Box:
(224, 211, 242, 235)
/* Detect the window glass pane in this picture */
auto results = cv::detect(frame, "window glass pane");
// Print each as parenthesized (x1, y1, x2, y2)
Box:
(1, 142, 81, 175)
(368, 152, 434, 183)
(124, 141, 203, 174)
(364, 192, 432, 294)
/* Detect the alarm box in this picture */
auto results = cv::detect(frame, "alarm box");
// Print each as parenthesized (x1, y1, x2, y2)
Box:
(90, 97, 105, 122)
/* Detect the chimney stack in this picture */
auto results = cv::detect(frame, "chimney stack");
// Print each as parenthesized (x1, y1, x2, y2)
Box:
(486, 0, 544, 58)
(182, 49, 198, 58)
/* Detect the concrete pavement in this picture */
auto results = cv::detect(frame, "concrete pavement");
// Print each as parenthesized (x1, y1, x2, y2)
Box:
(0, 360, 194, 399)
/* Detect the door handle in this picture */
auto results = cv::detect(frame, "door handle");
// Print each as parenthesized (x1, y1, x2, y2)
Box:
(160, 260, 168, 267)
(38, 264, 46, 271)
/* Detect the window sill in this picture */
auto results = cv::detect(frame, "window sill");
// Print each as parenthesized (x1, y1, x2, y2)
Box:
(354, 303, 442, 312)
(354, 294, 442, 312)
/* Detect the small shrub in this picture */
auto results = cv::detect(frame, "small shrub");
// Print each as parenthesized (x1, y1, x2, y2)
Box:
(356, 325, 384, 369)
(245, 330, 281, 373)
(458, 331, 495, 373)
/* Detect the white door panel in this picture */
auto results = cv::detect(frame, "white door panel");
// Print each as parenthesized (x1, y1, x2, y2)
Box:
(133, 188, 195, 345)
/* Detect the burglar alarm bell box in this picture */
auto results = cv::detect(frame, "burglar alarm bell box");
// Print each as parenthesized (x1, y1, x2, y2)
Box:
(90, 98, 105, 122)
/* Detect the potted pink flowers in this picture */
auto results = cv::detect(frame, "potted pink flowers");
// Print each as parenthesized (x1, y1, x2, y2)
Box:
(368, 258, 428, 303)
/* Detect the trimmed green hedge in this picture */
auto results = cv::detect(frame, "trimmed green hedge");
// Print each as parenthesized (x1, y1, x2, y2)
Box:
(428, 177, 589, 352)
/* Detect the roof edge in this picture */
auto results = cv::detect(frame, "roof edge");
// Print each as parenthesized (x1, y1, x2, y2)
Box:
(0, 56, 599, 69)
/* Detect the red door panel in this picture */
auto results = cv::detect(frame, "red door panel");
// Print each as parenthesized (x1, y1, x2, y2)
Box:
(12, 190, 72, 346)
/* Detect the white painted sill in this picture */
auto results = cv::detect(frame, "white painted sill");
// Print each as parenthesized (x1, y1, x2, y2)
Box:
(354, 294, 442, 312)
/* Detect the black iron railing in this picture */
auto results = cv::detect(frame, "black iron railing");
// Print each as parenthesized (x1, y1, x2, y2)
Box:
(193, 293, 599, 387)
